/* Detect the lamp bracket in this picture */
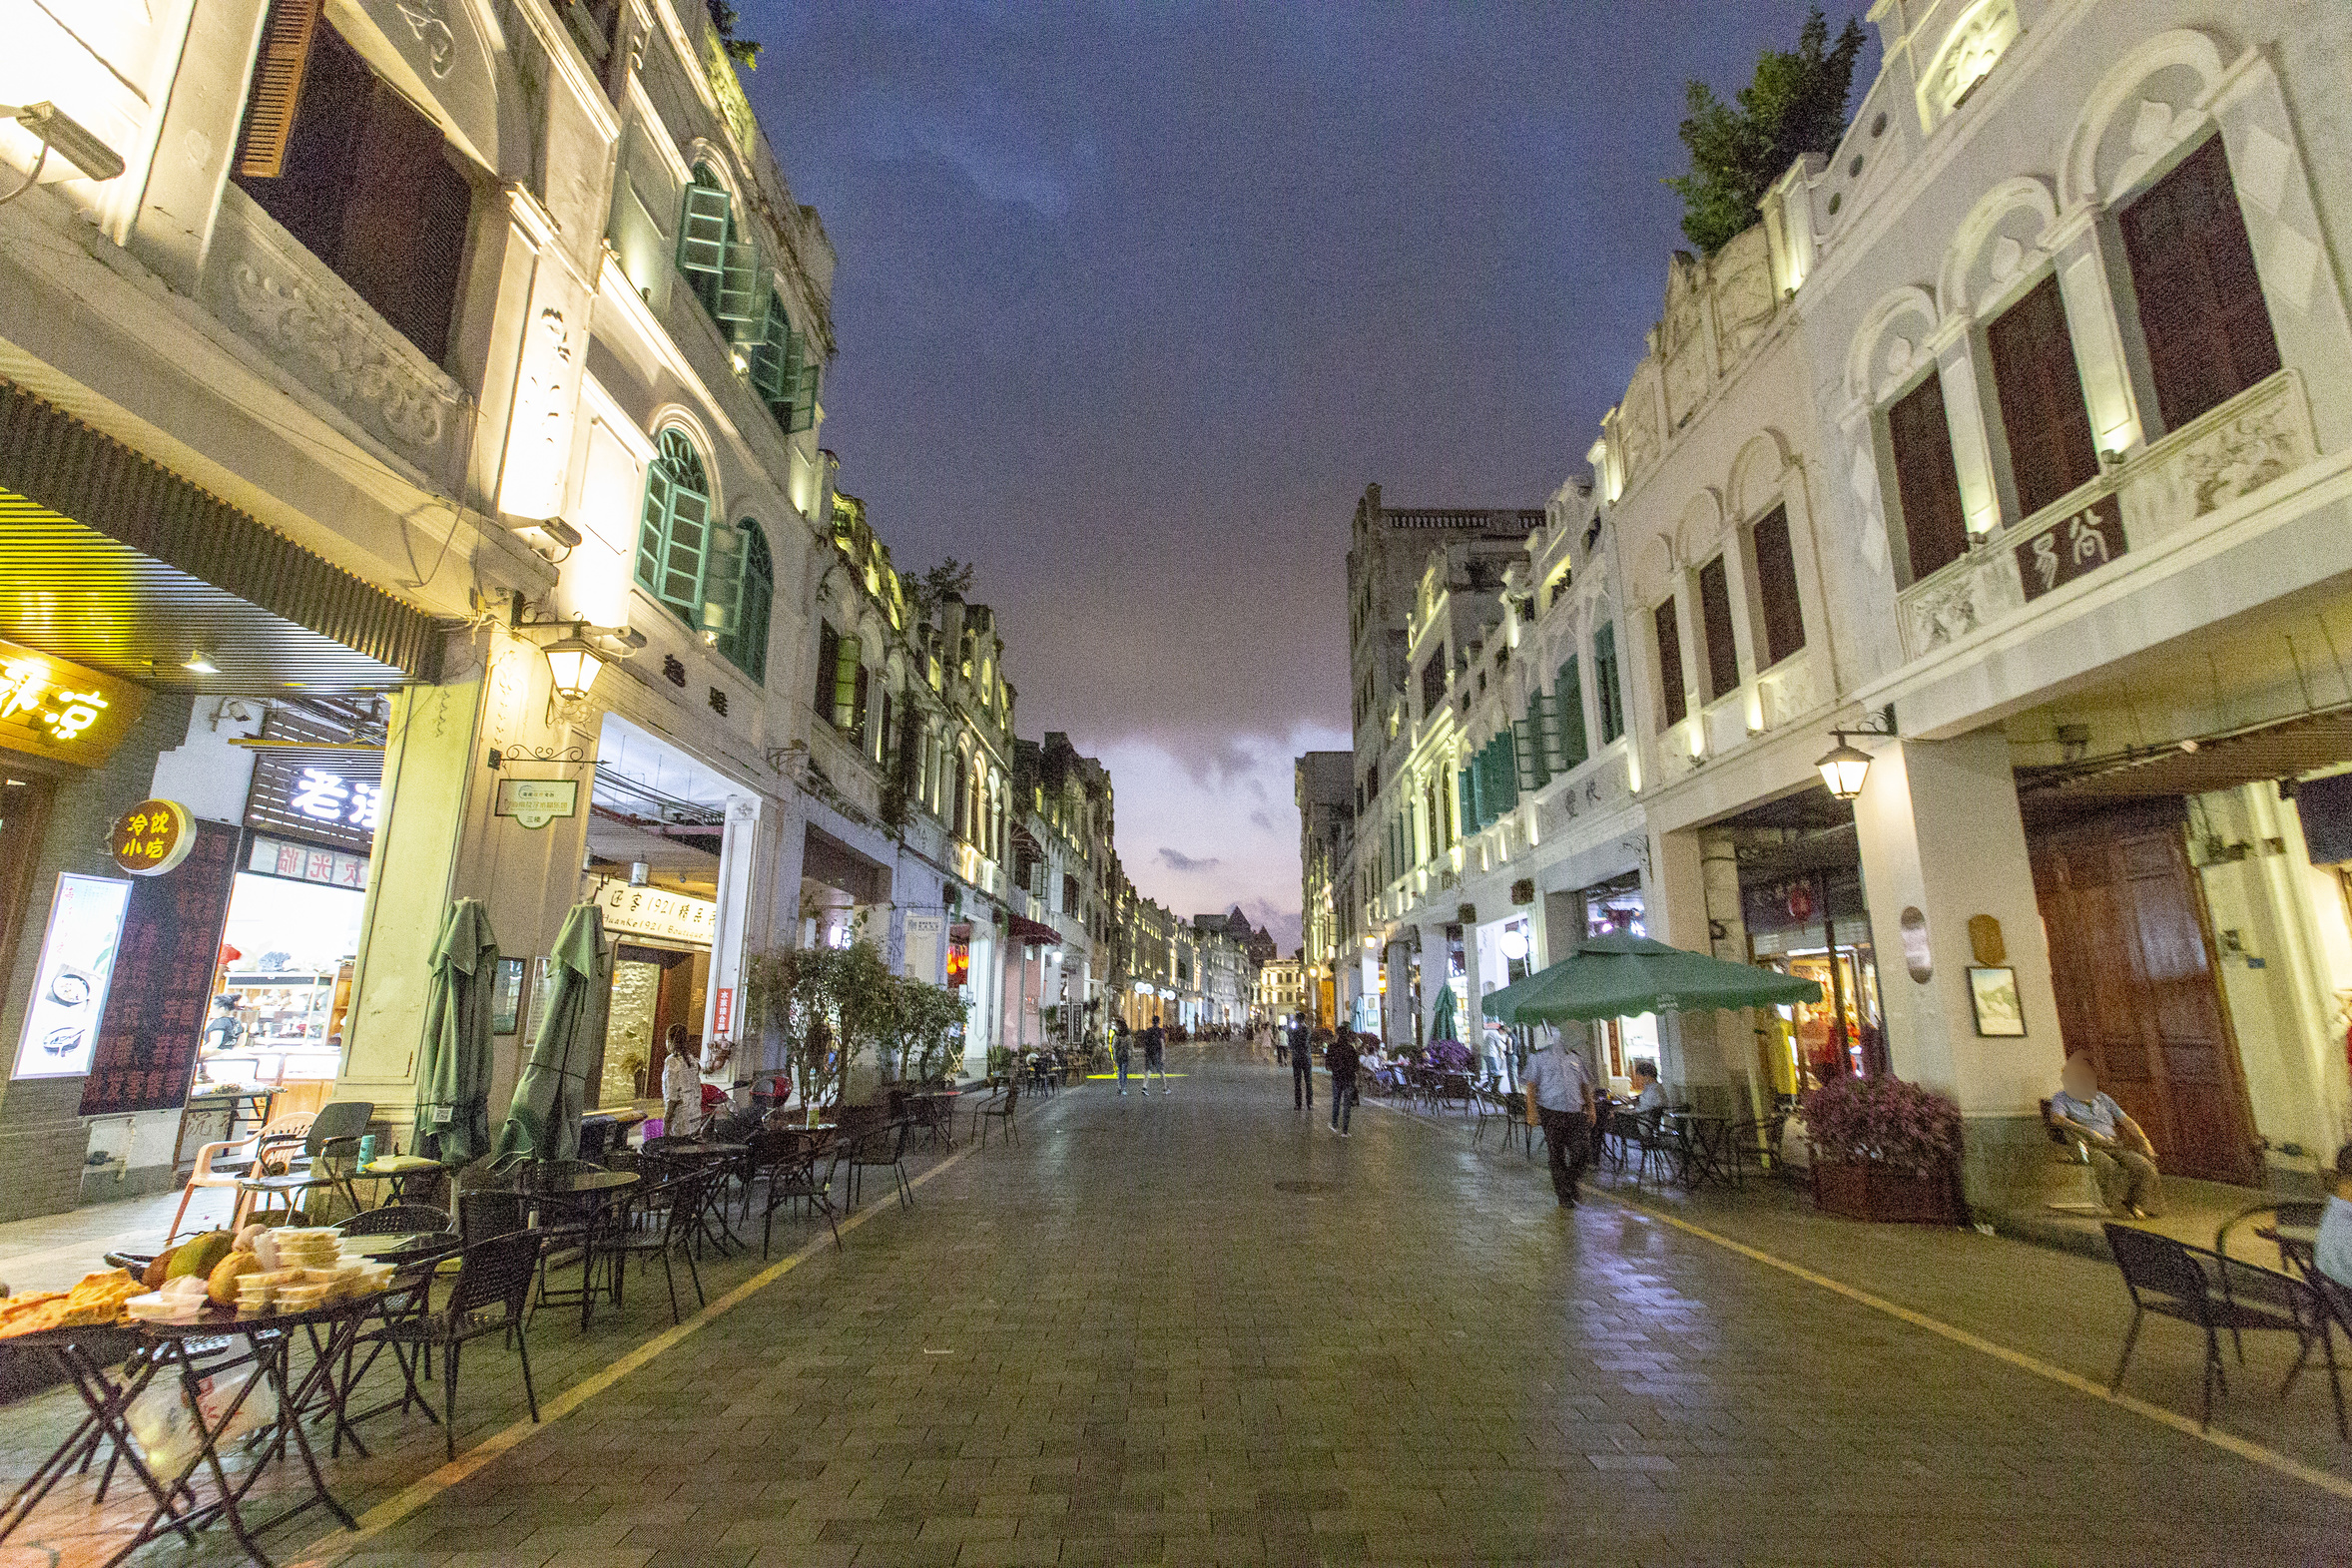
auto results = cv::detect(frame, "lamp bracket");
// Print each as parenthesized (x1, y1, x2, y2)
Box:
(505, 590, 640, 648)
(486, 744, 601, 771)
(1829, 702, 1899, 746)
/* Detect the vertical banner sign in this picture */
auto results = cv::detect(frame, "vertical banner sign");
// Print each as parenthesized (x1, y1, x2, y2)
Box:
(78, 821, 240, 1116)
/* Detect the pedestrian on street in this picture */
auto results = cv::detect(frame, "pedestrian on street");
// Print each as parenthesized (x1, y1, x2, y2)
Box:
(1113, 1019, 1133, 1095)
(1327, 1030, 1361, 1136)
(660, 1023, 700, 1137)
(1522, 1030, 1597, 1208)
(1143, 1016, 1170, 1094)
(1288, 1018, 1314, 1110)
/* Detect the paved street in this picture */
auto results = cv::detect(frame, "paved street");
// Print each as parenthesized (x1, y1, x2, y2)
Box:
(7, 1047, 2349, 1568)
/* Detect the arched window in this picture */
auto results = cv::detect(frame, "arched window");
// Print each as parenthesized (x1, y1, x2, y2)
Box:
(636, 428, 712, 618)
(716, 520, 774, 684)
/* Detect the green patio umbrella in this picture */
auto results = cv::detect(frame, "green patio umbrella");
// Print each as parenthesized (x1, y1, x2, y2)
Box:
(495, 901, 610, 1161)
(414, 897, 498, 1163)
(1429, 985, 1460, 1042)
(1480, 931, 1821, 1024)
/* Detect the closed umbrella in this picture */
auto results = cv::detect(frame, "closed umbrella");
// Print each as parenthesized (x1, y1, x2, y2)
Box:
(414, 897, 498, 1163)
(1429, 985, 1460, 1043)
(495, 901, 610, 1161)
(1481, 931, 1820, 1024)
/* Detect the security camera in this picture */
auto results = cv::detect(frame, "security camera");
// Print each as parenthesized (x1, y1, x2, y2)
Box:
(1, 103, 125, 182)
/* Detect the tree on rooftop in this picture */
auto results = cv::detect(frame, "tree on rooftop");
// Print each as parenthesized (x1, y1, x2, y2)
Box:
(909, 558, 977, 622)
(1665, 5, 1868, 255)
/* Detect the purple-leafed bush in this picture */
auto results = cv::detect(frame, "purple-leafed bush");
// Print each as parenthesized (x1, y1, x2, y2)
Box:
(1799, 1074, 1962, 1175)
(1427, 1040, 1472, 1071)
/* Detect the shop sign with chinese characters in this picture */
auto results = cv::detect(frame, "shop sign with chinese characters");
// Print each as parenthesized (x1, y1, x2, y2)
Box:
(248, 833, 369, 890)
(246, 758, 381, 854)
(111, 799, 197, 876)
(494, 777, 579, 829)
(596, 880, 718, 945)
(80, 821, 240, 1115)
(0, 637, 148, 766)
(2015, 492, 2127, 602)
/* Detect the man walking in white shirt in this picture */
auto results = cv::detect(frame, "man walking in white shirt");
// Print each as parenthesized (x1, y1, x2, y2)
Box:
(1522, 1032, 1598, 1209)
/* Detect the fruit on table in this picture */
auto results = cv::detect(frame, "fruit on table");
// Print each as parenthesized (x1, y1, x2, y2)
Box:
(142, 1248, 176, 1291)
(206, 1249, 262, 1307)
(165, 1232, 233, 1284)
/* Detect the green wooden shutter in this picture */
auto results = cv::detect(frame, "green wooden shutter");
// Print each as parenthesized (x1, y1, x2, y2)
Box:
(679, 178, 731, 280)
(789, 360, 821, 432)
(1554, 656, 1588, 770)
(1513, 713, 1546, 792)
(718, 243, 764, 333)
(657, 479, 709, 615)
(1458, 768, 1474, 836)
(1495, 733, 1520, 812)
(700, 519, 745, 637)
(721, 524, 773, 685)
(832, 635, 861, 730)
(635, 461, 675, 594)
(750, 292, 795, 404)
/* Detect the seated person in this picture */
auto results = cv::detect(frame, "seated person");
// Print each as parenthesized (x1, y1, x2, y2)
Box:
(1630, 1060, 1668, 1118)
(2051, 1054, 2163, 1219)
(2317, 1142, 2352, 1289)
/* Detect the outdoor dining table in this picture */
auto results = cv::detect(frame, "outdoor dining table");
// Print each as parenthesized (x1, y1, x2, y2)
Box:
(640, 1140, 751, 1256)
(0, 1324, 194, 1553)
(114, 1289, 396, 1568)
(502, 1168, 641, 1328)
(236, 1168, 364, 1226)
(1663, 1111, 1732, 1189)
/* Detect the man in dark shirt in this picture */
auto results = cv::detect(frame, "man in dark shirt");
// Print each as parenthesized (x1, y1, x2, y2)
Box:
(1326, 1031, 1361, 1136)
(1287, 1019, 1314, 1110)
(1142, 1017, 1169, 1094)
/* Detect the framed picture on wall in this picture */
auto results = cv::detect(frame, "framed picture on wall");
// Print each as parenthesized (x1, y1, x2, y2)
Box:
(490, 957, 525, 1036)
(1967, 965, 2026, 1037)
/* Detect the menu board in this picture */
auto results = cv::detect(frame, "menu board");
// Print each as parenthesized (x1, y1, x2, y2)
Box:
(77, 820, 240, 1116)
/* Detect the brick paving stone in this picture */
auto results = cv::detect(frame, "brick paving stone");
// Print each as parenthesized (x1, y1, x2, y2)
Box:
(5, 1045, 2350, 1567)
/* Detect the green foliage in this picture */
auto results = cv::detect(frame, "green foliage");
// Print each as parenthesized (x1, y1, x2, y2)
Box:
(704, 0, 760, 68)
(908, 558, 977, 623)
(875, 972, 969, 1084)
(1664, 5, 1868, 254)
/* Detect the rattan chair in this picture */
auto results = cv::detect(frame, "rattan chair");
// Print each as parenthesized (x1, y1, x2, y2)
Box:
(354, 1230, 542, 1459)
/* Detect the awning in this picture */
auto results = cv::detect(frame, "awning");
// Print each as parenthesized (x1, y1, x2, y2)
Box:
(1482, 932, 1821, 1024)
(1007, 911, 1060, 945)
(0, 379, 443, 688)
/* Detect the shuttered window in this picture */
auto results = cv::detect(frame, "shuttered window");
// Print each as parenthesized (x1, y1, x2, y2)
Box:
(1513, 713, 1547, 792)
(635, 429, 714, 619)
(814, 622, 840, 718)
(1420, 653, 1447, 718)
(1987, 273, 2099, 518)
(1593, 623, 1624, 744)
(1697, 555, 1740, 702)
(678, 169, 734, 320)
(1749, 507, 1806, 668)
(232, 17, 470, 363)
(1652, 602, 1688, 729)
(717, 521, 773, 684)
(1553, 656, 1589, 771)
(236, 0, 323, 178)
(1886, 372, 1970, 582)
(833, 635, 863, 735)
(2119, 136, 2282, 436)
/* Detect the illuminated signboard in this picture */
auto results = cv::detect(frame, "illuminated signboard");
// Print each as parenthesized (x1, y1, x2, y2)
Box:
(595, 880, 717, 945)
(244, 710, 382, 854)
(110, 799, 198, 876)
(0, 637, 148, 767)
(11, 874, 132, 1080)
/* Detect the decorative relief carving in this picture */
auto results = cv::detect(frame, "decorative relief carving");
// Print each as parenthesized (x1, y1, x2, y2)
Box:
(393, 0, 456, 78)
(208, 191, 461, 468)
(1919, 0, 2019, 127)
(1764, 654, 1822, 729)
(1898, 551, 2021, 660)
(2119, 370, 2314, 543)
(1664, 343, 1709, 430)
(1618, 377, 1661, 482)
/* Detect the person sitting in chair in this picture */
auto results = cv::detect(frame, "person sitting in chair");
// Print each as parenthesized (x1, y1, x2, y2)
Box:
(1630, 1060, 1668, 1119)
(2316, 1142, 2352, 1289)
(2051, 1054, 2163, 1219)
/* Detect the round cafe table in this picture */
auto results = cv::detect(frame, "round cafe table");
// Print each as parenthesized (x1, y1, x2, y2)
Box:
(497, 1169, 641, 1327)
(638, 1141, 750, 1255)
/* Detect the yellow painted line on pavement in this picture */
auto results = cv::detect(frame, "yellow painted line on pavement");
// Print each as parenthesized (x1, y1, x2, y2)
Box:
(285, 1146, 974, 1567)
(1619, 1201, 2352, 1503)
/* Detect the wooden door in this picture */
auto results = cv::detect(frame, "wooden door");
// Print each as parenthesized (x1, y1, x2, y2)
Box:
(2030, 805, 2259, 1184)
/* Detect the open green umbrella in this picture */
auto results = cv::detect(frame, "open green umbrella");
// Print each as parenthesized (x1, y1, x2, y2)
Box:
(495, 901, 610, 1161)
(1430, 985, 1459, 1043)
(1481, 931, 1820, 1024)
(414, 897, 498, 1162)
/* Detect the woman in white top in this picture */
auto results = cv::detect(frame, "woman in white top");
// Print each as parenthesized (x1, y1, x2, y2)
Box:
(660, 1024, 700, 1136)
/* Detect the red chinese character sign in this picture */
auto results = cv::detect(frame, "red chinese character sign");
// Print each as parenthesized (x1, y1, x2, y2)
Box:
(78, 820, 241, 1116)
(110, 799, 197, 876)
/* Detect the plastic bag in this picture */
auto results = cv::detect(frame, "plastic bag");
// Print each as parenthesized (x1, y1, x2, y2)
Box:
(127, 1363, 279, 1471)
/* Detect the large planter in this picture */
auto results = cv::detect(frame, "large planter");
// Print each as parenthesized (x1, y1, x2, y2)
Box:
(1811, 1161, 1962, 1225)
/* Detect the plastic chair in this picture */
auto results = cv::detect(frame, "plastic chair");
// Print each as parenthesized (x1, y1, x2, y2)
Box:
(165, 1112, 314, 1242)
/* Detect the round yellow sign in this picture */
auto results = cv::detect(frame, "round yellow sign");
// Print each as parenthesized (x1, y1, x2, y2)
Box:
(110, 799, 196, 877)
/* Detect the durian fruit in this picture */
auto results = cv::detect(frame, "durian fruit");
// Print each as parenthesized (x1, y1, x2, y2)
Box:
(166, 1232, 233, 1283)
(206, 1250, 262, 1307)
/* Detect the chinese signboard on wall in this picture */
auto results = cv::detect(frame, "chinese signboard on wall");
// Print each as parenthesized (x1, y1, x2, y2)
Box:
(110, 798, 197, 877)
(595, 880, 718, 945)
(2015, 492, 2127, 602)
(0, 636, 148, 767)
(79, 820, 240, 1115)
(247, 833, 369, 889)
(243, 710, 382, 854)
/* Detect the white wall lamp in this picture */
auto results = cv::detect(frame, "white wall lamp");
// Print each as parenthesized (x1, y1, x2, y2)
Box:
(0, 103, 125, 204)
(505, 589, 643, 701)
(1816, 703, 1898, 800)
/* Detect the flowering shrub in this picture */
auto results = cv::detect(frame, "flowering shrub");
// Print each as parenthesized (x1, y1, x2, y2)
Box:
(1799, 1075, 1962, 1175)
(1427, 1040, 1472, 1071)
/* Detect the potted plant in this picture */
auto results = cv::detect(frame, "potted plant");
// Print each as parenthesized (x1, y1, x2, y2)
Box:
(1800, 1074, 1965, 1224)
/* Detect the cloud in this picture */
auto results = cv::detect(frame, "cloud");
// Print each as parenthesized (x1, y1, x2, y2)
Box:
(1158, 847, 1222, 873)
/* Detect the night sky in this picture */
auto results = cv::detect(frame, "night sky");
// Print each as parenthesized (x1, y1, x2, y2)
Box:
(745, 2, 1868, 951)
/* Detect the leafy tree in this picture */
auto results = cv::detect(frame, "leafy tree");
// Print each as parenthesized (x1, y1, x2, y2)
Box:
(705, 0, 760, 68)
(907, 558, 977, 622)
(1665, 6, 1868, 254)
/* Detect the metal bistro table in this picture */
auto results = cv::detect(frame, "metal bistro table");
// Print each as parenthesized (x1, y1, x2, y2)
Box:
(904, 1091, 961, 1152)
(237, 1168, 364, 1226)
(0, 1323, 198, 1552)
(507, 1168, 641, 1328)
(112, 1290, 395, 1568)
(639, 1139, 751, 1256)
(328, 1230, 466, 1452)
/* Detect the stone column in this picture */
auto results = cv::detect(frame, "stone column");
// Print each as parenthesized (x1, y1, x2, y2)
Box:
(701, 793, 763, 1097)
(1418, 922, 1449, 1046)
(1647, 824, 1741, 1115)
(1851, 728, 2065, 1212)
